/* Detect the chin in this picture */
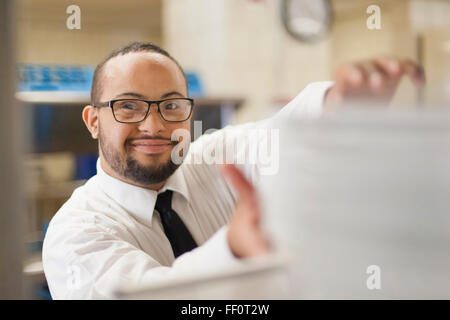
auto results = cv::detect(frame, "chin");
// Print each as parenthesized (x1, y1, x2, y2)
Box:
(132, 149, 172, 164)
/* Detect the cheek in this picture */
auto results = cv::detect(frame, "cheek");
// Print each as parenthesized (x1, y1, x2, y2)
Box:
(168, 122, 191, 141)
(111, 130, 129, 148)
(101, 120, 133, 150)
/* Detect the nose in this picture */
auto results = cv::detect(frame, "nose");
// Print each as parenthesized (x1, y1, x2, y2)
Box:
(137, 103, 166, 134)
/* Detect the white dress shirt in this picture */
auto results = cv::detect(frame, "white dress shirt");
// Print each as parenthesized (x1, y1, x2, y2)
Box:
(42, 81, 333, 299)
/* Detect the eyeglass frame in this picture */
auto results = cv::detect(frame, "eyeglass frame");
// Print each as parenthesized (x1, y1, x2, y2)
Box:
(94, 97, 195, 123)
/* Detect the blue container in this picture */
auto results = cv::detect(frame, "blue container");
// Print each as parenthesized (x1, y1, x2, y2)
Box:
(75, 154, 98, 180)
(186, 72, 204, 97)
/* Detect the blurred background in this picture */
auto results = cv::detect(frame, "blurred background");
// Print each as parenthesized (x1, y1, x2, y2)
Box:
(1, 0, 450, 299)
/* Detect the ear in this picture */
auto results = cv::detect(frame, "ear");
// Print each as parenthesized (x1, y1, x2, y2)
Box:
(82, 105, 99, 139)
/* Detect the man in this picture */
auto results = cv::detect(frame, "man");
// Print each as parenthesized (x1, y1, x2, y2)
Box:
(42, 42, 424, 299)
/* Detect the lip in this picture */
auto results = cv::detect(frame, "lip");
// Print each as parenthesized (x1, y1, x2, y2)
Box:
(129, 140, 172, 154)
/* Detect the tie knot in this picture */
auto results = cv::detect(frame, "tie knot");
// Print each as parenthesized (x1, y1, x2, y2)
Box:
(155, 190, 173, 214)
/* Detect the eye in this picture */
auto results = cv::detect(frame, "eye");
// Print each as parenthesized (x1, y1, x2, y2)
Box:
(164, 103, 179, 110)
(116, 101, 139, 110)
(121, 103, 137, 110)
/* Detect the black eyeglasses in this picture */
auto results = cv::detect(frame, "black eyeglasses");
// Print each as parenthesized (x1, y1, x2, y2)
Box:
(94, 98, 194, 123)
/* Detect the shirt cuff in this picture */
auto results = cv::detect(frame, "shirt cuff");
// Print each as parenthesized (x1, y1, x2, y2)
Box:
(171, 225, 242, 275)
(208, 225, 238, 265)
(303, 81, 334, 118)
(273, 81, 334, 121)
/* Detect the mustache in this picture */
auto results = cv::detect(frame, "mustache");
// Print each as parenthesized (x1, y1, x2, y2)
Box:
(126, 135, 177, 145)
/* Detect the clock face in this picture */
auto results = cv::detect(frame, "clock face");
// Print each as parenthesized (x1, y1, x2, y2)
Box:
(281, 0, 333, 43)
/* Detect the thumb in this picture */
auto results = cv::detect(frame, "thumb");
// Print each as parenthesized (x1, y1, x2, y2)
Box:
(218, 164, 254, 200)
(218, 164, 260, 220)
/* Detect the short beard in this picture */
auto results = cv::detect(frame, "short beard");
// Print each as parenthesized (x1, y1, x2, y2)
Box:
(123, 156, 180, 186)
(98, 126, 180, 186)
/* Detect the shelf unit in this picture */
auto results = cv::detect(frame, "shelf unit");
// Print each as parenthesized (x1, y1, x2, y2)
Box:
(16, 91, 244, 109)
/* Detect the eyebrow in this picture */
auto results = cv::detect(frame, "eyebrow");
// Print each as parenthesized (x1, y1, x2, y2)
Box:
(114, 91, 185, 100)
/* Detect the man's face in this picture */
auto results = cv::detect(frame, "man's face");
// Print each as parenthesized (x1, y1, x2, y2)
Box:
(95, 52, 190, 187)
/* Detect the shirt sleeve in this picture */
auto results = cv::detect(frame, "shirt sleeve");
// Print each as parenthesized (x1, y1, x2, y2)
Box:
(43, 211, 239, 300)
(187, 81, 334, 185)
(271, 81, 333, 121)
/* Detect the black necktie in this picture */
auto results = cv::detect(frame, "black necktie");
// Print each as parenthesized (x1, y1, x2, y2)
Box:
(155, 190, 198, 258)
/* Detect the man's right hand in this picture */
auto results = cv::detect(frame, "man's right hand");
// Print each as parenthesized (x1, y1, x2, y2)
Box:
(219, 164, 271, 258)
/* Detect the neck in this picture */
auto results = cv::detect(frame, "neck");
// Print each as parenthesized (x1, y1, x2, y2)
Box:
(99, 156, 166, 191)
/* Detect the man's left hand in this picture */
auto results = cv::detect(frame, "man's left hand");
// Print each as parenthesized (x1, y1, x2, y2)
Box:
(324, 56, 426, 111)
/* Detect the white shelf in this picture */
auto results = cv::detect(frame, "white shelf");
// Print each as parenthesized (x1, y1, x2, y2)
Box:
(15, 91, 244, 108)
(24, 258, 44, 276)
(16, 91, 90, 104)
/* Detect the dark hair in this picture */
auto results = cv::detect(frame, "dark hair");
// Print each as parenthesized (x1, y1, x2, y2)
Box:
(90, 42, 187, 105)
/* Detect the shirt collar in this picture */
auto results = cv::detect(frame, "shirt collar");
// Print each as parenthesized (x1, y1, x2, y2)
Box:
(95, 158, 190, 226)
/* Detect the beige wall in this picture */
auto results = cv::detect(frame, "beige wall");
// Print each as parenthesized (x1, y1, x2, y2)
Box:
(410, 0, 450, 108)
(164, 0, 331, 123)
(16, 0, 450, 122)
(17, 0, 163, 65)
(163, 0, 431, 123)
(331, 0, 419, 107)
(422, 27, 450, 108)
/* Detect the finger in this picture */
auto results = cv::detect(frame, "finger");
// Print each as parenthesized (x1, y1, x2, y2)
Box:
(218, 164, 255, 201)
(331, 62, 376, 107)
(401, 59, 426, 86)
(374, 55, 402, 77)
(219, 164, 261, 223)
(359, 60, 391, 92)
(334, 63, 365, 93)
(337, 61, 388, 93)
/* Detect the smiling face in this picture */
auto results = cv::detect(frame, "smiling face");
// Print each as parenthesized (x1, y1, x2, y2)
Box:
(82, 51, 191, 190)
